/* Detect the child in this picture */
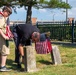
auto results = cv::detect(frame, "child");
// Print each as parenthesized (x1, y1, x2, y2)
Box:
(0, 6, 12, 72)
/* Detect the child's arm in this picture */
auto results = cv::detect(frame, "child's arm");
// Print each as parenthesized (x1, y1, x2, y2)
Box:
(0, 29, 9, 40)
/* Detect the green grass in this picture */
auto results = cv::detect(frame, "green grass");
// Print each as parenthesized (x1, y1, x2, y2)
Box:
(0, 42, 76, 75)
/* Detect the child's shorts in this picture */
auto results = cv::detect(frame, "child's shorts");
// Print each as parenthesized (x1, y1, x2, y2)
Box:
(0, 35, 10, 55)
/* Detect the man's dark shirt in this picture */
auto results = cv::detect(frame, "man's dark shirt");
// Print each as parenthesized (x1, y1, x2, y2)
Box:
(16, 23, 40, 45)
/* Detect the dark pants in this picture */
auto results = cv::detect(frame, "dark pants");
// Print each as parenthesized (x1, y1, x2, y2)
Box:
(0, 53, 1, 66)
(13, 32, 21, 64)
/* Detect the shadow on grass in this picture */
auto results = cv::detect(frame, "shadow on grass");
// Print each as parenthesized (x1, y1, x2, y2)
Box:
(6, 59, 24, 71)
(7, 59, 18, 69)
(38, 60, 53, 65)
(6, 59, 53, 72)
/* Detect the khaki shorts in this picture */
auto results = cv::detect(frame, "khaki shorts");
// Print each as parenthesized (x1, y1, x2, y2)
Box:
(0, 35, 10, 55)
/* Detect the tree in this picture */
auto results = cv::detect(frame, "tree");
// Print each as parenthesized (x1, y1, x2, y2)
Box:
(0, 0, 71, 23)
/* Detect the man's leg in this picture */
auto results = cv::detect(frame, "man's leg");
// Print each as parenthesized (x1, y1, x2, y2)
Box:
(18, 39, 31, 56)
(18, 44, 24, 56)
(15, 47, 22, 68)
(15, 48, 21, 64)
(13, 32, 22, 68)
(18, 44, 25, 64)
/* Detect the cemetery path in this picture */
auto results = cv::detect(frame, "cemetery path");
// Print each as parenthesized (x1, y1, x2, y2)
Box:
(51, 41, 76, 46)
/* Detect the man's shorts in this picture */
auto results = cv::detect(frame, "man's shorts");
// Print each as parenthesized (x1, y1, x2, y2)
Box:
(0, 35, 10, 55)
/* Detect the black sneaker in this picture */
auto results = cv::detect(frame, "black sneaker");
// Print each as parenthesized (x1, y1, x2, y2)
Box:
(0, 66, 11, 72)
(17, 63, 22, 68)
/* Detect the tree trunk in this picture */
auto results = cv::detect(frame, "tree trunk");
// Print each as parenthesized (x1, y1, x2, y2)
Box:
(26, 5, 32, 24)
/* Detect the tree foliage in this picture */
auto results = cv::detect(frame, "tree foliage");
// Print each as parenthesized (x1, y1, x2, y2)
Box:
(0, 0, 71, 9)
(0, 0, 71, 23)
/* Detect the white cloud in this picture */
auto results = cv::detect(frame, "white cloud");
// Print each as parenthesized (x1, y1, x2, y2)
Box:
(39, 9, 47, 13)
(68, 7, 76, 19)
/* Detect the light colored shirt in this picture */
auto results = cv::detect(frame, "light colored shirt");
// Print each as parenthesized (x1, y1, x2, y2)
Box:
(0, 12, 8, 33)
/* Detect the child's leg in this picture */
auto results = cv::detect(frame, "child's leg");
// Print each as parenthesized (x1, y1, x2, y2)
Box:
(0, 29, 9, 40)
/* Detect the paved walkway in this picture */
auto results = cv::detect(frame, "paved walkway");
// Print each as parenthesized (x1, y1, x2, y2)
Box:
(51, 41, 76, 46)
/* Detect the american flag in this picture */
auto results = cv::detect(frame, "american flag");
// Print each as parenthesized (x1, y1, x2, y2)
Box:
(6, 26, 13, 38)
(35, 39, 52, 54)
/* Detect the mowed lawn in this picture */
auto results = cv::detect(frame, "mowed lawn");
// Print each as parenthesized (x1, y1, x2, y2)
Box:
(0, 41, 76, 75)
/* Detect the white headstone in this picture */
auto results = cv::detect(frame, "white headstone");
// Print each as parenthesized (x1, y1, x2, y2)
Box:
(51, 46, 62, 65)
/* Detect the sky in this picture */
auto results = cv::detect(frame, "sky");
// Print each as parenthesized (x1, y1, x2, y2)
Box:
(9, 0, 76, 21)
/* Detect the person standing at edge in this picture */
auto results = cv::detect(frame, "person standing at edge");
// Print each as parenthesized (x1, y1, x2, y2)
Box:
(0, 6, 12, 72)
